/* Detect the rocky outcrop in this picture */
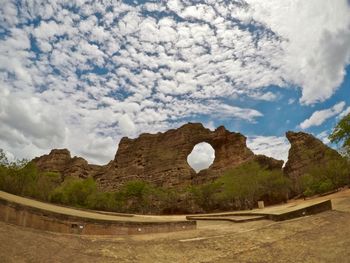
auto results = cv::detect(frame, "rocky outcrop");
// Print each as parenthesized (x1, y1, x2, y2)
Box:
(99, 123, 266, 189)
(33, 123, 284, 189)
(254, 155, 285, 170)
(33, 149, 102, 180)
(283, 131, 343, 190)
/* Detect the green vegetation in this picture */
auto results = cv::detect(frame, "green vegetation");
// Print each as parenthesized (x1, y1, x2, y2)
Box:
(329, 113, 350, 158)
(0, 151, 184, 213)
(0, 152, 61, 201)
(300, 158, 350, 197)
(1, 151, 292, 213)
(190, 161, 291, 211)
(50, 177, 99, 207)
(1, 140, 349, 214)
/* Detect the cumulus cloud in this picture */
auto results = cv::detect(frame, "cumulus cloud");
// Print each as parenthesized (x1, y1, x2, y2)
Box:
(339, 106, 350, 119)
(247, 136, 291, 164)
(0, 0, 349, 163)
(300, 101, 346, 129)
(246, 0, 350, 104)
(317, 131, 331, 145)
(118, 114, 137, 137)
(0, 87, 65, 148)
(187, 142, 215, 172)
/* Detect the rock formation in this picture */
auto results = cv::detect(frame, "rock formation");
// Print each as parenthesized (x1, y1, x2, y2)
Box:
(98, 123, 275, 189)
(32, 149, 101, 180)
(33, 123, 284, 189)
(36, 124, 344, 192)
(283, 131, 343, 191)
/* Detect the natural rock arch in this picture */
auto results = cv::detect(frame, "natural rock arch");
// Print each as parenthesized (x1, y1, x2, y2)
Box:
(33, 123, 285, 190)
(98, 123, 262, 189)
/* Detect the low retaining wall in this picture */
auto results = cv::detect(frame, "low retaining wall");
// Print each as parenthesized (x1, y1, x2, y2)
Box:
(268, 199, 333, 221)
(186, 199, 333, 222)
(0, 198, 195, 235)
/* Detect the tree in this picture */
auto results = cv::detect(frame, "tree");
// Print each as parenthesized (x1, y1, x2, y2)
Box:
(329, 113, 350, 157)
(0, 149, 9, 167)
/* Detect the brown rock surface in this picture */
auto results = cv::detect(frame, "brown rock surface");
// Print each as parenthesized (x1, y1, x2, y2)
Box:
(283, 131, 343, 190)
(99, 123, 262, 189)
(33, 123, 284, 189)
(33, 149, 101, 179)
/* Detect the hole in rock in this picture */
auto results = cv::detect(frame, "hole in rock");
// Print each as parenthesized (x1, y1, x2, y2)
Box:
(187, 142, 215, 173)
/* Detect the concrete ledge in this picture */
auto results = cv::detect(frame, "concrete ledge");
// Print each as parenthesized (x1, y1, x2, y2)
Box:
(0, 192, 196, 235)
(186, 199, 333, 222)
(186, 215, 266, 223)
(267, 199, 332, 221)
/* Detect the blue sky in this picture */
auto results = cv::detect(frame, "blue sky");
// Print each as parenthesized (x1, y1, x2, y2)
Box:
(0, 0, 349, 166)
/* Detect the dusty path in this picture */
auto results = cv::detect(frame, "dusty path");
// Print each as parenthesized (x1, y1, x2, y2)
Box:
(1, 189, 350, 262)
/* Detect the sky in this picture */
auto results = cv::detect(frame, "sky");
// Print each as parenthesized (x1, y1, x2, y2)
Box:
(0, 0, 350, 171)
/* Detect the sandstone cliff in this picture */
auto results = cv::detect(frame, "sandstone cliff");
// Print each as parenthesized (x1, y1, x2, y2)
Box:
(98, 123, 277, 189)
(33, 123, 284, 189)
(283, 131, 343, 191)
(33, 123, 345, 191)
(32, 149, 102, 180)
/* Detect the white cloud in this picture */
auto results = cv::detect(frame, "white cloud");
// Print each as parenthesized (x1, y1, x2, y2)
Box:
(247, 136, 291, 164)
(339, 106, 350, 119)
(288, 98, 295, 105)
(187, 142, 215, 172)
(0, 87, 65, 148)
(317, 131, 331, 145)
(246, 0, 350, 104)
(249, 91, 278, 101)
(118, 114, 137, 137)
(0, 0, 349, 164)
(300, 101, 346, 129)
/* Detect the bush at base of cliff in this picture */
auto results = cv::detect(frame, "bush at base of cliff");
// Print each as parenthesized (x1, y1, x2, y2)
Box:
(189, 161, 291, 212)
(50, 177, 97, 207)
(300, 158, 350, 197)
(0, 160, 61, 201)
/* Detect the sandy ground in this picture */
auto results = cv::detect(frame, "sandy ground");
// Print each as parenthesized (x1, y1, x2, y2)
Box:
(1, 189, 350, 262)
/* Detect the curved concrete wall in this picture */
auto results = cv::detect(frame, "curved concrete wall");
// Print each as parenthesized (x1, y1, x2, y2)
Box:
(0, 195, 195, 235)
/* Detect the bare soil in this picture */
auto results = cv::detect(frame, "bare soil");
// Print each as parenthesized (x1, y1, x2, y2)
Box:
(1, 189, 350, 263)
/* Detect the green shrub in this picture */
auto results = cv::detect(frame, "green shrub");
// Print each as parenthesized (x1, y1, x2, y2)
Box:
(189, 181, 221, 212)
(50, 177, 97, 207)
(318, 179, 333, 193)
(86, 191, 118, 211)
(116, 180, 165, 213)
(32, 172, 61, 201)
(300, 157, 350, 196)
(190, 161, 291, 211)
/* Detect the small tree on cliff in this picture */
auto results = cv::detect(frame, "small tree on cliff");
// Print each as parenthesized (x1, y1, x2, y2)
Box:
(0, 149, 9, 167)
(329, 113, 350, 158)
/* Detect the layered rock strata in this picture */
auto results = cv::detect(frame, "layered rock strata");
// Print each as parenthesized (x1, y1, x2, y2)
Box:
(34, 124, 343, 191)
(32, 149, 102, 180)
(99, 123, 272, 188)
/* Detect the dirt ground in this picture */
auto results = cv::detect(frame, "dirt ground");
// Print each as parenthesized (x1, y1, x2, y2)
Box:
(1, 189, 350, 263)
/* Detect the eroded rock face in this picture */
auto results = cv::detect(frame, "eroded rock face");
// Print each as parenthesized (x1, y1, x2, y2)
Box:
(99, 123, 264, 189)
(283, 131, 343, 190)
(33, 149, 102, 180)
(33, 123, 284, 189)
